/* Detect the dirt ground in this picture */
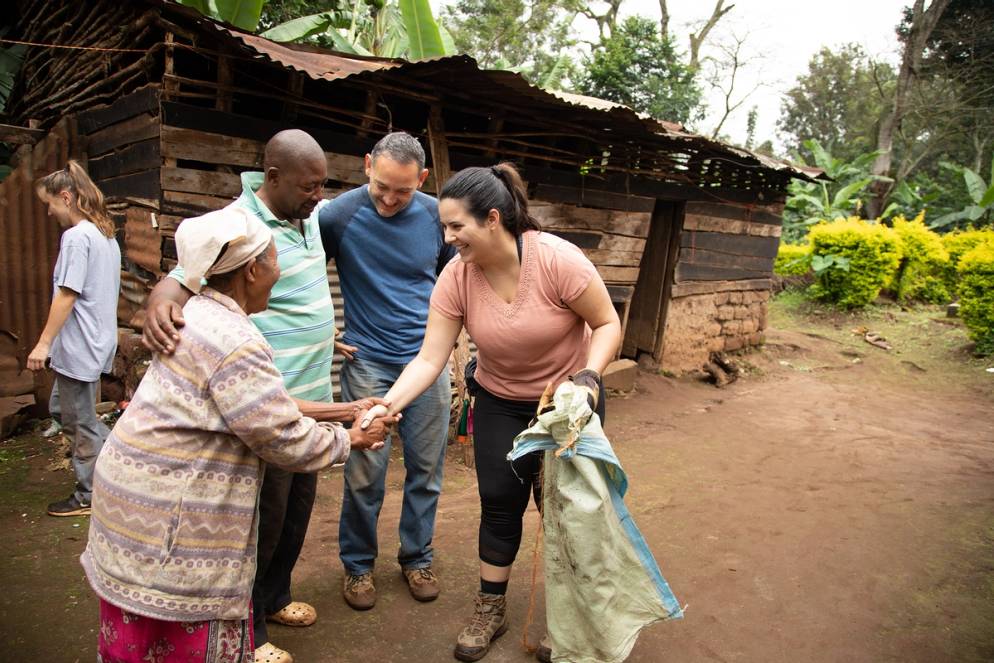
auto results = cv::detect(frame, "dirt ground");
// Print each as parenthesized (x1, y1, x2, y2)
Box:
(1, 299, 993, 663)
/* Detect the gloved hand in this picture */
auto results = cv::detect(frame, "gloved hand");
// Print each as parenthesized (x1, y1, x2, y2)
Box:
(570, 368, 602, 412)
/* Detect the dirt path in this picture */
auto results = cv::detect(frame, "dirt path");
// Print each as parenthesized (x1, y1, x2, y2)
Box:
(2, 311, 993, 662)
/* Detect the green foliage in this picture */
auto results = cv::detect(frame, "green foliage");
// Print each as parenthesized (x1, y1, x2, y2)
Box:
(890, 213, 950, 304)
(782, 139, 888, 242)
(398, 0, 446, 60)
(576, 16, 702, 123)
(259, 0, 451, 58)
(807, 218, 902, 308)
(930, 158, 994, 229)
(177, 0, 266, 31)
(774, 242, 811, 276)
(777, 45, 893, 163)
(942, 227, 994, 291)
(0, 30, 26, 114)
(956, 242, 994, 355)
(442, 0, 578, 85)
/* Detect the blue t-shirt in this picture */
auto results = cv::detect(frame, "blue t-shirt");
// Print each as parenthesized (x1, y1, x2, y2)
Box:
(319, 186, 455, 364)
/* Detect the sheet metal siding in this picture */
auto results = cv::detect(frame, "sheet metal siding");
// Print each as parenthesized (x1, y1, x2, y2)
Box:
(0, 124, 71, 366)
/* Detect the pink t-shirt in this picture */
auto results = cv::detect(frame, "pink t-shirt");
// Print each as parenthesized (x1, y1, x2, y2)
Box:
(430, 230, 597, 401)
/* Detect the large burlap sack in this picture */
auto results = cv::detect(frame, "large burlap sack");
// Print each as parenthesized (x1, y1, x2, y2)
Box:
(509, 382, 682, 663)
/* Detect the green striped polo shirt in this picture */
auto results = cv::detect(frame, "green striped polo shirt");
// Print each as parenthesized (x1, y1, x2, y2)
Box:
(169, 172, 336, 402)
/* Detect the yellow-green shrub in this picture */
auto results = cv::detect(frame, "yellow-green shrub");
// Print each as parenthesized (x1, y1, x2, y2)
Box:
(808, 217, 901, 308)
(891, 212, 950, 304)
(957, 242, 994, 355)
(942, 228, 994, 291)
(774, 242, 811, 276)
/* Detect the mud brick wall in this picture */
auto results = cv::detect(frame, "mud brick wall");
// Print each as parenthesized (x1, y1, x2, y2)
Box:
(660, 288, 770, 372)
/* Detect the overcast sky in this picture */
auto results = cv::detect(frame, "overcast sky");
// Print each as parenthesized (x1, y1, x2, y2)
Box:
(435, 0, 913, 155)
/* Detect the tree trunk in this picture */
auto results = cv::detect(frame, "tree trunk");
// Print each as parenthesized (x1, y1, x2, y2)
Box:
(867, 0, 951, 218)
(659, 0, 670, 39)
(688, 0, 734, 72)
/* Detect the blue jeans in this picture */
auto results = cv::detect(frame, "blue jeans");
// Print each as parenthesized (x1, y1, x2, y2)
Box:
(339, 357, 450, 575)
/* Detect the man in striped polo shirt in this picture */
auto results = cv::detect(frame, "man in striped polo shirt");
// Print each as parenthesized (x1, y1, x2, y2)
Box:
(143, 129, 377, 663)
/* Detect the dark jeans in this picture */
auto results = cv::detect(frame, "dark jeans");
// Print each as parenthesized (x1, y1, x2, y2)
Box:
(251, 466, 317, 647)
(472, 383, 606, 568)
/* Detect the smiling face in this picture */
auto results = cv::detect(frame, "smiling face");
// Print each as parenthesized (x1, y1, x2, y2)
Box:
(244, 241, 281, 314)
(266, 155, 327, 220)
(439, 197, 501, 264)
(365, 154, 429, 218)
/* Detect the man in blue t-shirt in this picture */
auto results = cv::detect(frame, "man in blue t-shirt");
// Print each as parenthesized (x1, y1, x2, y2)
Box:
(319, 132, 455, 610)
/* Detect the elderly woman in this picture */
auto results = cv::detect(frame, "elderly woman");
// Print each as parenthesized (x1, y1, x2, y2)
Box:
(81, 207, 394, 662)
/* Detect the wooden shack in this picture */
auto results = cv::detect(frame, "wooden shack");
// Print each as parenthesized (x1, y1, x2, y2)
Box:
(1, 0, 817, 407)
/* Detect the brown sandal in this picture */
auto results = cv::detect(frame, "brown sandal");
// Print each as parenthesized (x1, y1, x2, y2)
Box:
(254, 642, 294, 663)
(266, 601, 317, 627)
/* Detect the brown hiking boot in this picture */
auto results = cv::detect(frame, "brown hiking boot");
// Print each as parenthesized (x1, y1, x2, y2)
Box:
(343, 572, 375, 610)
(402, 566, 440, 602)
(453, 592, 508, 662)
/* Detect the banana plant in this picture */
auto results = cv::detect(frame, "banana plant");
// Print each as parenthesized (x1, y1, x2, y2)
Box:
(177, 0, 266, 31)
(782, 139, 892, 242)
(261, 0, 451, 60)
(930, 158, 994, 229)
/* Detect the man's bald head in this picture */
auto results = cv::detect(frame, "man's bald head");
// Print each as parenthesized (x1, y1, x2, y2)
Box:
(263, 129, 325, 171)
(257, 129, 328, 220)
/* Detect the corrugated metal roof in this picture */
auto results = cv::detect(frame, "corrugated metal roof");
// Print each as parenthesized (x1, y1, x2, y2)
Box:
(214, 27, 819, 182)
(221, 29, 402, 81)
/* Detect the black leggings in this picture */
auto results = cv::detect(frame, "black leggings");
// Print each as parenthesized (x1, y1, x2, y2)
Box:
(472, 383, 606, 568)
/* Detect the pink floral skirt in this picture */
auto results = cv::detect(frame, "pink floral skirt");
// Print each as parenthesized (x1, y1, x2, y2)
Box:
(97, 599, 254, 663)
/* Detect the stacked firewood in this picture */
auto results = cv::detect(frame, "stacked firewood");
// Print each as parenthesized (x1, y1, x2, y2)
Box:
(9, 0, 161, 129)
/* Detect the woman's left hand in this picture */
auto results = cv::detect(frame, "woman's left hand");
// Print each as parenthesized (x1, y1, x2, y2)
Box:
(27, 342, 50, 371)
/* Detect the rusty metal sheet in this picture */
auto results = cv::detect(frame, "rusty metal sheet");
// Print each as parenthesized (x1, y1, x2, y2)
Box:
(222, 29, 401, 82)
(123, 206, 162, 274)
(0, 120, 71, 370)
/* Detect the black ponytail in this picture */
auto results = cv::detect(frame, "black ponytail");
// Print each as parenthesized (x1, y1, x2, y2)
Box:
(439, 162, 541, 236)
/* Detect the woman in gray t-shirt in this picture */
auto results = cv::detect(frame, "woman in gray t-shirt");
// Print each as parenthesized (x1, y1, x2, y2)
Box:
(28, 160, 121, 517)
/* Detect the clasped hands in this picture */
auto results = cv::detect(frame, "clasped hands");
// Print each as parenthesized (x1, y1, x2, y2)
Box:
(348, 400, 400, 452)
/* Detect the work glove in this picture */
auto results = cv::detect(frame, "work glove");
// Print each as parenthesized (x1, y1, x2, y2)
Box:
(570, 368, 602, 412)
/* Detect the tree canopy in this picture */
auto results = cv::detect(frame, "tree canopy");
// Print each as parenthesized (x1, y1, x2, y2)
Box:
(576, 16, 702, 124)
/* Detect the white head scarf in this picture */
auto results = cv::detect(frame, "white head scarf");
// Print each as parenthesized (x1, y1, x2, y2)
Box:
(175, 206, 273, 294)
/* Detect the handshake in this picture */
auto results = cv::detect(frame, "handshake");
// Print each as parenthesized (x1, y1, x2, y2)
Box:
(346, 398, 401, 452)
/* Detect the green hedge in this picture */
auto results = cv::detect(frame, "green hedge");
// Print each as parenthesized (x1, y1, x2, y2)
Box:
(774, 242, 811, 276)
(891, 213, 950, 304)
(957, 242, 994, 355)
(942, 228, 994, 293)
(808, 217, 902, 308)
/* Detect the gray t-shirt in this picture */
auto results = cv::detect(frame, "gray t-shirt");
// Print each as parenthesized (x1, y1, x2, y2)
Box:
(49, 220, 121, 382)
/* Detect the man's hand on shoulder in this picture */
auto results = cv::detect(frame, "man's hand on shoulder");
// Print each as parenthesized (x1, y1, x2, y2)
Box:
(142, 277, 191, 354)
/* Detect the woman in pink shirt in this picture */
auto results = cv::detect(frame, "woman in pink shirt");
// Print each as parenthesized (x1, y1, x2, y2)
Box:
(361, 163, 621, 662)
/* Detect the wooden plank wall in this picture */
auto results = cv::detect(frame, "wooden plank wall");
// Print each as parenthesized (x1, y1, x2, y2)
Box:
(671, 199, 783, 297)
(530, 197, 652, 288)
(157, 118, 383, 398)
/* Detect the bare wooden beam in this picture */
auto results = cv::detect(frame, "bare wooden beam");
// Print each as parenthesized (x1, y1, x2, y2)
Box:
(427, 105, 452, 186)
(0, 124, 45, 145)
(216, 54, 233, 113)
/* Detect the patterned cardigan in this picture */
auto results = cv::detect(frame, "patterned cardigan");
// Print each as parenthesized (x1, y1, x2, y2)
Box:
(81, 289, 350, 622)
